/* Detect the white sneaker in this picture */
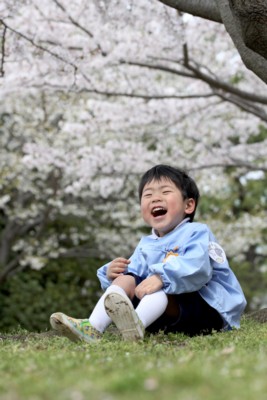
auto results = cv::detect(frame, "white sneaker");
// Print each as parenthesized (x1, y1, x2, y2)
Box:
(104, 292, 145, 341)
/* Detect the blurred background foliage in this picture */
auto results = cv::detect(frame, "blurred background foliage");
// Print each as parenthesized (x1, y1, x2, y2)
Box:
(0, 258, 102, 332)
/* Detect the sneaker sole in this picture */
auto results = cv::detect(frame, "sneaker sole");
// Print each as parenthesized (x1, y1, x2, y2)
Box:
(50, 312, 95, 343)
(104, 293, 144, 341)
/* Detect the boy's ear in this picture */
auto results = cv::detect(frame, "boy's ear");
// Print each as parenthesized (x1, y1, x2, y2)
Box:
(185, 198, 196, 214)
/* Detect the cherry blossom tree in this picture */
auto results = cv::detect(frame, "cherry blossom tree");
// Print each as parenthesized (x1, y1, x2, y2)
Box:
(0, 0, 266, 308)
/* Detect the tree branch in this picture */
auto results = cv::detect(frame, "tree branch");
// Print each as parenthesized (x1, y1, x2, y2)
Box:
(159, 0, 222, 22)
(215, 91, 267, 122)
(0, 22, 7, 77)
(51, 0, 106, 56)
(0, 18, 95, 88)
(159, 0, 267, 83)
(123, 57, 267, 104)
(120, 58, 195, 79)
(60, 246, 101, 259)
(183, 61, 267, 105)
(119, 57, 267, 122)
(26, 81, 214, 101)
(0, 257, 21, 284)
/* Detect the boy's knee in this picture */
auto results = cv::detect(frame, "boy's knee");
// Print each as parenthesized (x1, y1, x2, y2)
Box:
(112, 275, 136, 298)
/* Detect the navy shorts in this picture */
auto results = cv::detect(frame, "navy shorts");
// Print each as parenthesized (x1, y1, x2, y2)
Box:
(126, 273, 224, 337)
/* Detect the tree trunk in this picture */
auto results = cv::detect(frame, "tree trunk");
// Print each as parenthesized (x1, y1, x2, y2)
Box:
(229, 0, 267, 59)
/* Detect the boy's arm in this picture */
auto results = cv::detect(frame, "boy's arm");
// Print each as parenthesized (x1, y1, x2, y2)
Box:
(148, 225, 213, 294)
(96, 240, 146, 290)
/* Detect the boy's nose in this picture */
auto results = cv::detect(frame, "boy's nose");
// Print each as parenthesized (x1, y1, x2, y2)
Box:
(152, 195, 162, 203)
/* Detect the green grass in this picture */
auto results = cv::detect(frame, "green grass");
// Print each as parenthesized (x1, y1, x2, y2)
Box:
(0, 316, 267, 400)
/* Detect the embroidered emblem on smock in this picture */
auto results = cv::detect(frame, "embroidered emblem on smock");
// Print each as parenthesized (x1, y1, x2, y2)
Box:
(208, 242, 226, 264)
(163, 246, 179, 262)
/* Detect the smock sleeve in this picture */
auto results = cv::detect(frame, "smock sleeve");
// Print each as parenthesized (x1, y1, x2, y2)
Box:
(96, 261, 112, 290)
(148, 225, 213, 294)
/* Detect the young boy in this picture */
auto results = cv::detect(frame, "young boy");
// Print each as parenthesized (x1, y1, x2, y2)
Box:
(50, 165, 246, 342)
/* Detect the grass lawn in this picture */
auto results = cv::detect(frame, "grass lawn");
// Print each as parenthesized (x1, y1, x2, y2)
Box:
(0, 316, 267, 400)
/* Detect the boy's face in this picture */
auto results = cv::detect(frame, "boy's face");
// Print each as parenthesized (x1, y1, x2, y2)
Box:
(140, 178, 195, 237)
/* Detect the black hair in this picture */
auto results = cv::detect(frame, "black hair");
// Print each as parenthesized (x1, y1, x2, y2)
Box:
(138, 164, 200, 222)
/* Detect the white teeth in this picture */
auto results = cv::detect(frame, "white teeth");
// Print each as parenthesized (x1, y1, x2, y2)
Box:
(153, 207, 164, 211)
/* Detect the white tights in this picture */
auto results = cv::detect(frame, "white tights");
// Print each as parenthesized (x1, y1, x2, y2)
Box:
(89, 284, 168, 333)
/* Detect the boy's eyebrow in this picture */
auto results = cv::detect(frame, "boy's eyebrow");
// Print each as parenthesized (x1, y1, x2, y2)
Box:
(143, 184, 174, 193)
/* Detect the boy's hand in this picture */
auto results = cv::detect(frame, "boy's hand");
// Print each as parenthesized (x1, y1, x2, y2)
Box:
(135, 275, 163, 299)
(107, 258, 130, 280)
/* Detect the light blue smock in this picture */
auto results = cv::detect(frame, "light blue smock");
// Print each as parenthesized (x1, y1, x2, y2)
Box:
(97, 221, 247, 329)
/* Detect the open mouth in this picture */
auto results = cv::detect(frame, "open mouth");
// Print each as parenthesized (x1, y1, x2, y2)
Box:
(151, 207, 167, 217)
